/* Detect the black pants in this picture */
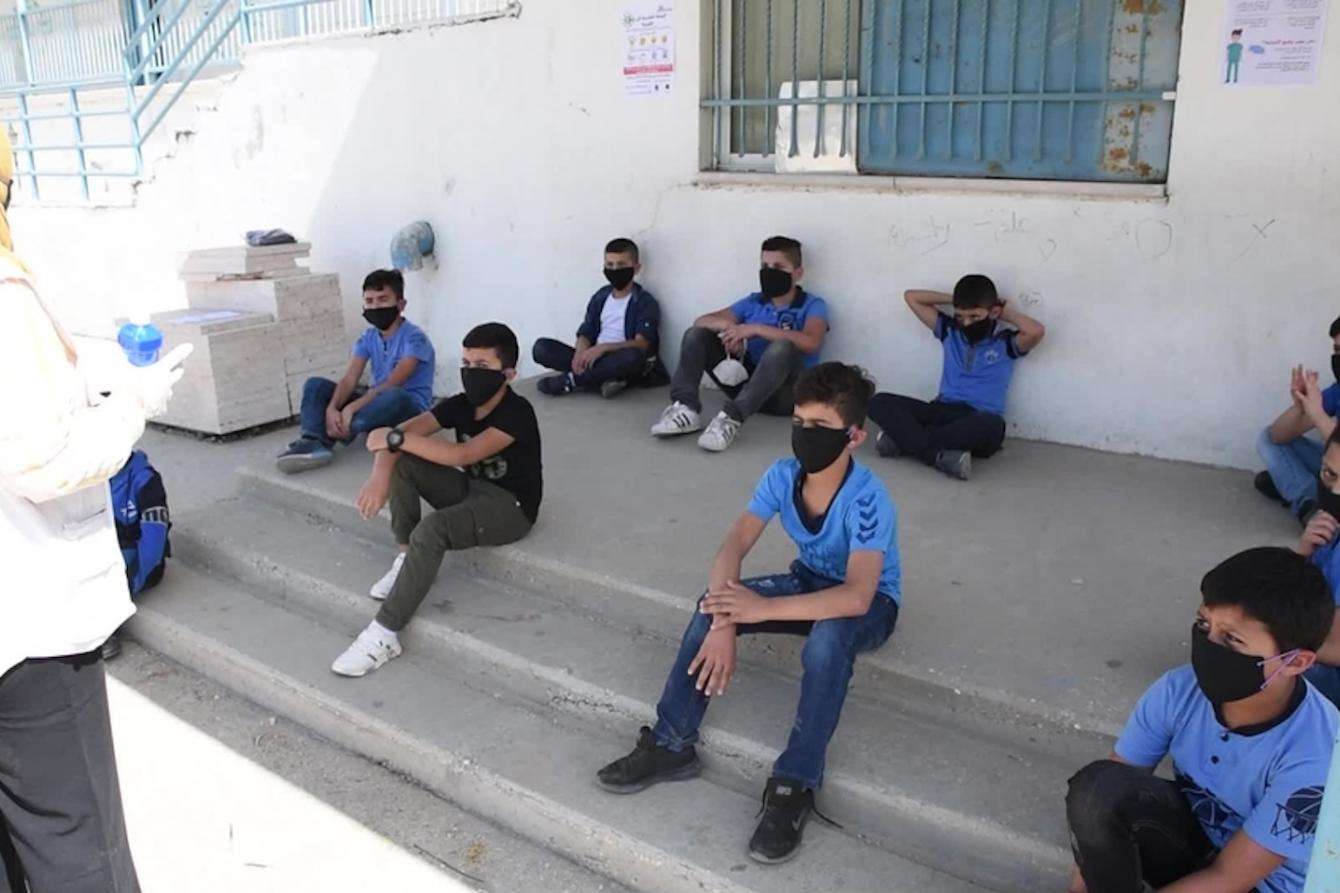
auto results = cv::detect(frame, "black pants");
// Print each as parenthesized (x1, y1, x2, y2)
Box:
(531, 338, 650, 390)
(1066, 760, 1218, 893)
(669, 326, 802, 421)
(867, 392, 1006, 465)
(0, 652, 139, 893)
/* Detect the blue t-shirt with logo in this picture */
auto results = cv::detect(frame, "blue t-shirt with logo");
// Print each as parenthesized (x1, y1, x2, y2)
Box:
(934, 314, 1026, 416)
(352, 318, 436, 411)
(1323, 383, 1340, 417)
(728, 289, 830, 369)
(1115, 666, 1338, 893)
(746, 457, 900, 604)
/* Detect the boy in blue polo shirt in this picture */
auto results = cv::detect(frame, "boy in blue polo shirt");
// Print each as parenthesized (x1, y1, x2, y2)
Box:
(602, 362, 897, 864)
(652, 236, 829, 453)
(1065, 547, 1337, 893)
(277, 269, 435, 474)
(531, 237, 665, 399)
(867, 274, 1045, 481)
(1256, 315, 1340, 523)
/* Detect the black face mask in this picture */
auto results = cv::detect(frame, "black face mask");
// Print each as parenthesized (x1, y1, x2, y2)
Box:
(604, 267, 635, 290)
(759, 267, 794, 299)
(961, 316, 995, 344)
(1317, 475, 1340, 519)
(460, 367, 507, 407)
(1331, 354, 1340, 384)
(792, 425, 851, 474)
(363, 307, 400, 331)
(1190, 623, 1297, 706)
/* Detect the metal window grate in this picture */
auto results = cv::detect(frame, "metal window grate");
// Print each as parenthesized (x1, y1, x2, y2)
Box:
(705, 0, 1184, 183)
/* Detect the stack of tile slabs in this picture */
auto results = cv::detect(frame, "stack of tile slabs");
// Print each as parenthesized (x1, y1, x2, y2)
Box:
(148, 308, 292, 435)
(184, 270, 347, 414)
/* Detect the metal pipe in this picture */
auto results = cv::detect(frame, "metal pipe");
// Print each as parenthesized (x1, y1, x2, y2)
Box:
(133, 0, 236, 118)
(814, 0, 826, 157)
(139, 6, 240, 141)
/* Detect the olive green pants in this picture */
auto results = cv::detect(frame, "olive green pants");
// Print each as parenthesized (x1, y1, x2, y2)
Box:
(375, 454, 532, 631)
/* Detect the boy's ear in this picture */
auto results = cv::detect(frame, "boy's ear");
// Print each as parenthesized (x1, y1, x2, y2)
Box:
(793, 265, 804, 282)
(504, 368, 518, 382)
(848, 426, 867, 449)
(1283, 650, 1318, 676)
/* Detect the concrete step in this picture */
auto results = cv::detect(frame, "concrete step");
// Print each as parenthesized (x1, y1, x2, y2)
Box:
(127, 563, 982, 893)
(170, 495, 1080, 891)
(236, 460, 1127, 743)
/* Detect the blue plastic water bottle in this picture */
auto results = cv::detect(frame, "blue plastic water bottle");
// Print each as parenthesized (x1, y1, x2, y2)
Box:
(117, 315, 163, 367)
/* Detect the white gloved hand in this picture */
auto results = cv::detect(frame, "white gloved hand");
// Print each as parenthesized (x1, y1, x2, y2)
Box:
(127, 343, 194, 418)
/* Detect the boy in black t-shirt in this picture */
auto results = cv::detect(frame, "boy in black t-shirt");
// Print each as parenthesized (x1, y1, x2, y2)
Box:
(332, 322, 543, 677)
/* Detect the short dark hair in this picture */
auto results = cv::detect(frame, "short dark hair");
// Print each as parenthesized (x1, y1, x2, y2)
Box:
(951, 274, 999, 310)
(1328, 315, 1340, 339)
(363, 269, 404, 301)
(761, 235, 802, 268)
(605, 238, 639, 262)
(1231, 28, 1243, 36)
(462, 322, 519, 370)
(1201, 547, 1334, 653)
(792, 362, 877, 428)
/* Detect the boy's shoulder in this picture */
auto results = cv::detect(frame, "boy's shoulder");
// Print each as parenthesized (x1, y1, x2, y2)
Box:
(846, 461, 892, 505)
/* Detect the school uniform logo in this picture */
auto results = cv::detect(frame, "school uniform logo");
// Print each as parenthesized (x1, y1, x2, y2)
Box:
(1177, 773, 1240, 839)
(854, 494, 879, 545)
(1272, 786, 1325, 844)
(777, 311, 799, 331)
(980, 346, 1002, 366)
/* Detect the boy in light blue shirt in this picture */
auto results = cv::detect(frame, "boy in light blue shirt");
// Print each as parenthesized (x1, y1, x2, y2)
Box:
(601, 363, 897, 864)
(278, 269, 435, 473)
(868, 274, 1045, 481)
(652, 236, 830, 453)
(1066, 547, 1337, 893)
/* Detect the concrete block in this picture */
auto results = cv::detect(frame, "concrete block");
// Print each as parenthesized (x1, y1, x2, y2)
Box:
(184, 273, 342, 322)
(149, 308, 292, 434)
(180, 242, 312, 277)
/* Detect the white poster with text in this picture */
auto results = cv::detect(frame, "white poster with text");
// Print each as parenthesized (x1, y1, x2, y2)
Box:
(1220, 0, 1329, 87)
(622, 1, 675, 96)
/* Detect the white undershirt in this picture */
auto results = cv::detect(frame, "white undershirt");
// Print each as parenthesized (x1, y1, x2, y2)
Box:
(597, 292, 632, 345)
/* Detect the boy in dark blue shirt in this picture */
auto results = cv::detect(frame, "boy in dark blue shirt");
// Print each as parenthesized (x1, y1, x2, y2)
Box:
(600, 362, 898, 864)
(1255, 315, 1340, 523)
(867, 274, 1044, 481)
(1066, 547, 1337, 893)
(532, 238, 666, 399)
(1293, 426, 1340, 705)
(277, 269, 435, 474)
(652, 236, 829, 453)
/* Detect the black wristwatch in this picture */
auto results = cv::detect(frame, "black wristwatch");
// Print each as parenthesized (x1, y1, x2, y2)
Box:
(386, 427, 405, 453)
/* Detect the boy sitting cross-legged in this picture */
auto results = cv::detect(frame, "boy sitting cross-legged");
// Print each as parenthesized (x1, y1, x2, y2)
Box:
(531, 237, 665, 399)
(331, 322, 542, 678)
(1065, 547, 1337, 893)
(277, 269, 435, 474)
(867, 274, 1044, 481)
(652, 235, 829, 453)
(600, 362, 899, 864)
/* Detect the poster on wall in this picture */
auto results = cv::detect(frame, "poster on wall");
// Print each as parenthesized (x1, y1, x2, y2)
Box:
(1220, 0, 1329, 87)
(622, 1, 675, 96)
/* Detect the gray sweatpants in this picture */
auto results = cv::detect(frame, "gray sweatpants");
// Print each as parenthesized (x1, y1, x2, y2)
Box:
(0, 652, 139, 893)
(668, 326, 805, 421)
(376, 454, 533, 632)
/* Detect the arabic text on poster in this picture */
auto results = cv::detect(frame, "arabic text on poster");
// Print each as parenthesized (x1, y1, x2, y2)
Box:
(623, 2, 675, 96)
(1220, 0, 1329, 87)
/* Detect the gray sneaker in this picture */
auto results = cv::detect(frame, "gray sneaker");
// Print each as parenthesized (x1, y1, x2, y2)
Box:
(277, 438, 334, 475)
(875, 431, 904, 458)
(697, 411, 742, 452)
(600, 380, 628, 399)
(933, 450, 972, 480)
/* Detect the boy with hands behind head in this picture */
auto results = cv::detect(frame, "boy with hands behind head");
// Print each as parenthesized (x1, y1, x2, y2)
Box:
(601, 362, 899, 865)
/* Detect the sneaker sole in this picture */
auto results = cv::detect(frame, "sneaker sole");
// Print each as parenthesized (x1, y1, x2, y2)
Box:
(276, 453, 333, 475)
(651, 425, 703, 438)
(595, 760, 701, 794)
(697, 437, 735, 452)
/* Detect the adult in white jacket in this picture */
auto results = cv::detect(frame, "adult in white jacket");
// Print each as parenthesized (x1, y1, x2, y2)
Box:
(0, 131, 189, 893)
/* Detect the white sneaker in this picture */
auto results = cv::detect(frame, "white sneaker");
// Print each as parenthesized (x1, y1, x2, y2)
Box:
(331, 621, 402, 677)
(370, 552, 406, 601)
(651, 402, 703, 437)
(697, 411, 741, 452)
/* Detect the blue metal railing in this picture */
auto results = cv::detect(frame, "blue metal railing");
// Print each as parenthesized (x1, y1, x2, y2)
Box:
(0, 0, 519, 200)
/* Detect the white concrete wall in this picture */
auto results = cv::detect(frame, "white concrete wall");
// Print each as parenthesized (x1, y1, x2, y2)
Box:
(10, 0, 1340, 468)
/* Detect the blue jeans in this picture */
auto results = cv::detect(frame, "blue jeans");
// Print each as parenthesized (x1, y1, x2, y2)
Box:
(1256, 426, 1323, 516)
(298, 376, 423, 447)
(652, 560, 898, 789)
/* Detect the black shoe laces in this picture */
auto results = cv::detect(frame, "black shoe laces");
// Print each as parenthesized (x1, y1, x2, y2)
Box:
(755, 785, 843, 830)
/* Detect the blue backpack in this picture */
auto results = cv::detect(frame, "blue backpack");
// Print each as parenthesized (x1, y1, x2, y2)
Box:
(110, 450, 171, 595)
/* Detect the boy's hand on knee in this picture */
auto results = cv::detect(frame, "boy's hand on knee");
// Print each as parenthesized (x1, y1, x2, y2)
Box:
(325, 407, 345, 440)
(340, 404, 359, 435)
(365, 427, 391, 452)
(701, 580, 769, 626)
(355, 472, 390, 520)
(688, 628, 737, 697)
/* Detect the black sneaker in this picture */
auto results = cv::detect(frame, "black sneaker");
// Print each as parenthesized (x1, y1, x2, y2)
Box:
(1254, 470, 1286, 505)
(596, 726, 700, 793)
(537, 373, 575, 396)
(748, 776, 834, 864)
(933, 449, 972, 480)
(874, 430, 903, 458)
(100, 632, 122, 662)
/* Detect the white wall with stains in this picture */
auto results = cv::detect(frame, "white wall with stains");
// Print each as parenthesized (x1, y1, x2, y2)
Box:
(10, 0, 1339, 468)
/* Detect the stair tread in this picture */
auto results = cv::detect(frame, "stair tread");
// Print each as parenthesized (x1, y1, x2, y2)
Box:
(132, 563, 982, 893)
